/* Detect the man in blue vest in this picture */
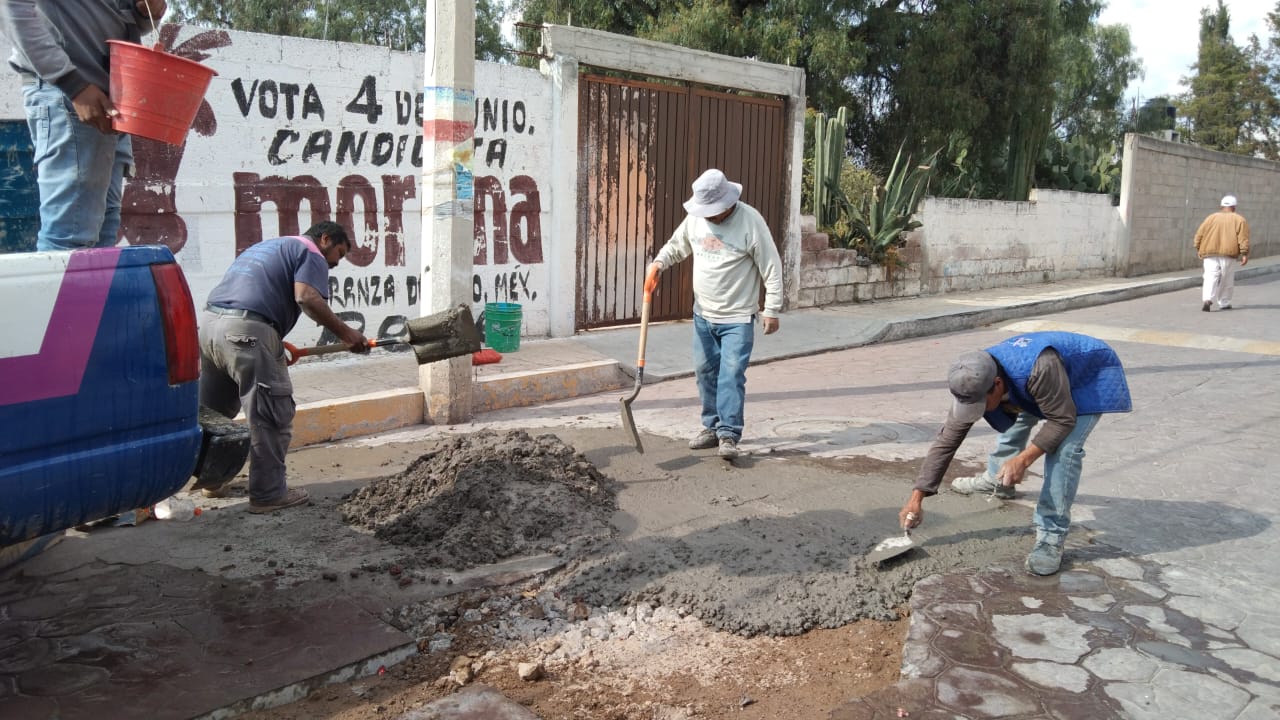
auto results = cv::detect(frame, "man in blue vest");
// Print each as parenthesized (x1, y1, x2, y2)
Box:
(898, 332, 1132, 575)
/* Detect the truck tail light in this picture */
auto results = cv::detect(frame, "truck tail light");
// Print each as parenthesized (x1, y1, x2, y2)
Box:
(151, 262, 200, 385)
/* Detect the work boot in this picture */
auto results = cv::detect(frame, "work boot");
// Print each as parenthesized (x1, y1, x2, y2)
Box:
(1025, 541, 1064, 576)
(247, 487, 310, 514)
(1202, 301, 1212, 312)
(201, 485, 228, 499)
(688, 428, 718, 450)
(950, 471, 1014, 499)
(717, 438, 740, 459)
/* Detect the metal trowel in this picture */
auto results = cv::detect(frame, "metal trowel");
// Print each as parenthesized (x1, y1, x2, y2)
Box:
(867, 512, 916, 565)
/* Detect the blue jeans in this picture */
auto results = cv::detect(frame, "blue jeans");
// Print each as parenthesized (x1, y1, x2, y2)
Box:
(692, 315, 755, 442)
(23, 81, 132, 251)
(986, 411, 1101, 546)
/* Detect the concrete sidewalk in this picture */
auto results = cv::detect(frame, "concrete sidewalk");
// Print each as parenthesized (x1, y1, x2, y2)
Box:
(288, 257, 1280, 445)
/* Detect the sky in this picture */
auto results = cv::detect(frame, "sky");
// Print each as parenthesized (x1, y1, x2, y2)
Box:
(1099, 0, 1275, 104)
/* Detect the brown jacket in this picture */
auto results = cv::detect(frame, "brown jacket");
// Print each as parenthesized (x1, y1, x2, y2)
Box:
(1194, 210, 1250, 259)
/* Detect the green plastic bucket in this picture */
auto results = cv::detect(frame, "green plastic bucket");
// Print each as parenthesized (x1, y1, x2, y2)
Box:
(484, 302, 522, 352)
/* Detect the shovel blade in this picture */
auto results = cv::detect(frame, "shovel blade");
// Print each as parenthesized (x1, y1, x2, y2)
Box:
(620, 397, 644, 454)
(404, 305, 483, 349)
(866, 533, 915, 565)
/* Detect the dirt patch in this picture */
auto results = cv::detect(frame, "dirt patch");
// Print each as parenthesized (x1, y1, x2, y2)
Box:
(240, 591, 905, 720)
(341, 430, 619, 569)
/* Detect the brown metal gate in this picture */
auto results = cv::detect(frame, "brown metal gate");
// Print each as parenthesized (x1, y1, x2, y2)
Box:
(576, 75, 787, 330)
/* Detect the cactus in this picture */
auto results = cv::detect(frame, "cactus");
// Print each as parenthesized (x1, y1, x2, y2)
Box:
(1035, 137, 1120, 195)
(812, 107, 847, 227)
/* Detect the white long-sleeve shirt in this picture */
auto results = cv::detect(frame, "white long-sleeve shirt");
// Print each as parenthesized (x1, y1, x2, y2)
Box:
(654, 202, 783, 322)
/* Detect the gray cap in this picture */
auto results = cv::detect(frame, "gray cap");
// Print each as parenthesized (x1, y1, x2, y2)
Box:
(948, 350, 997, 423)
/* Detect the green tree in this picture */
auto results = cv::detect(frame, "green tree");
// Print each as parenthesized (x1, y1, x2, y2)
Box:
(1236, 34, 1280, 158)
(167, 0, 509, 59)
(1128, 96, 1177, 134)
(168, 0, 316, 37)
(1052, 23, 1142, 148)
(476, 0, 513, 62)
(515, 0, 890, 124)
(514, 0, 1136, 201)
(1181, 0, 1251, 152)
(883, 0, 1102, 200)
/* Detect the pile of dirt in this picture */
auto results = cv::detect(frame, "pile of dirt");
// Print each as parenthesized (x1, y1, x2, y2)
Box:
(341, 430, 619, 569)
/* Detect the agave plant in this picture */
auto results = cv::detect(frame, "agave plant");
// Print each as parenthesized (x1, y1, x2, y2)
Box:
(837, 144, 935, 263)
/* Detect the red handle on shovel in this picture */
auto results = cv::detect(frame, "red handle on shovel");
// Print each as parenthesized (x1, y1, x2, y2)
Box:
(283, 339, 384, 366)
(635, 264, 660, 371)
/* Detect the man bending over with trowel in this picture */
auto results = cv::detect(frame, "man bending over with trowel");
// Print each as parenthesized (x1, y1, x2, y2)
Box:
(199, 222, 368, 512)
(898, 332, 1132, 576)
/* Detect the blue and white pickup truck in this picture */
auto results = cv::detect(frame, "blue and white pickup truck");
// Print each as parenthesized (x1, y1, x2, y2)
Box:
(0, 245, 248, 547)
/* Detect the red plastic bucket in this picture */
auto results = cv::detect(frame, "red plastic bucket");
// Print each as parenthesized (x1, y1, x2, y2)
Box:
(107, 41, 216, 146)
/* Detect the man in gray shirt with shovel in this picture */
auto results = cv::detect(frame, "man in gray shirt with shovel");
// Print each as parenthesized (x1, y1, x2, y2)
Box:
(898, 331, 1131, 576)
(199, 222, 368, 512)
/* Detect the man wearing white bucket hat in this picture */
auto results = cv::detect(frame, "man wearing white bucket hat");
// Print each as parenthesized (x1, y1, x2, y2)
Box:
(648, 169, 784, 460)
(1193, 195, 1250, 312)
(0, 0, 166, 251)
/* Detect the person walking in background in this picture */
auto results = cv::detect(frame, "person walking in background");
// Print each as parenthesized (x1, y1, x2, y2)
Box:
(199, 222, 369, 513)
(898, 332, 1132, 576)
(0, 0, 166, 251)
(1194, 195, 1250, 312)
(647, 169, 784, 460)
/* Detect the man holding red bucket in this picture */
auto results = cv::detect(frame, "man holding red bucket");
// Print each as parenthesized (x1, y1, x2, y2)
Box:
(0, 1, 166, 251)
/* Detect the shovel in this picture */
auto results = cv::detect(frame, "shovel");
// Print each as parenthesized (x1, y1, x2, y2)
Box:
(867, 512, 916, 565)
(284, 304, 482, 366)
(620, 264, 660, 453)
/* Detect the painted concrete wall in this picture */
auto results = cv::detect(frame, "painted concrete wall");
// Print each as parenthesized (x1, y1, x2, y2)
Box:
(0, 27, 555, 346)
(916, 189, 1123, 294)
(1119, 133, 1279, 276)
(796, 189, 1123, 307)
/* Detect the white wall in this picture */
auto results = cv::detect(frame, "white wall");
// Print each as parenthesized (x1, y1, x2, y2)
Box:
(0, 26, 557, 346)
(916, 190, 1123, 294)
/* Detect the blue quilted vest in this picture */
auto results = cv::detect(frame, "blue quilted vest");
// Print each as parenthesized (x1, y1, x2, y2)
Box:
(984, 332, 1132, 429)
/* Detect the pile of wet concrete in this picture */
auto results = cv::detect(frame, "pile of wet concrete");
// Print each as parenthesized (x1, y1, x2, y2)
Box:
(342, 429, 619, 569)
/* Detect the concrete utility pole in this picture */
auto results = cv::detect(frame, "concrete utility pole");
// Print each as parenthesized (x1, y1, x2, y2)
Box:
(420, 0, 477, 424)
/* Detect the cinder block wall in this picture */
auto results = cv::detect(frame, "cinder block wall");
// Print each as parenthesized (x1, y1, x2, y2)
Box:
(1121, 134, 1279, 276)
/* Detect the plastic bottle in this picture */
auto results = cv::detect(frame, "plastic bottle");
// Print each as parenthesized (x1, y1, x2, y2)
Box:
(154, 495, 198, 520)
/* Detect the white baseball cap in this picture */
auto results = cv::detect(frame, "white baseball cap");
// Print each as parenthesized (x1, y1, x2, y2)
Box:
(1221, 195, 1238, 207)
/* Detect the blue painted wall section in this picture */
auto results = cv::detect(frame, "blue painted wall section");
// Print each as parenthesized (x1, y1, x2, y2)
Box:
(0, 120, 38, 253)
